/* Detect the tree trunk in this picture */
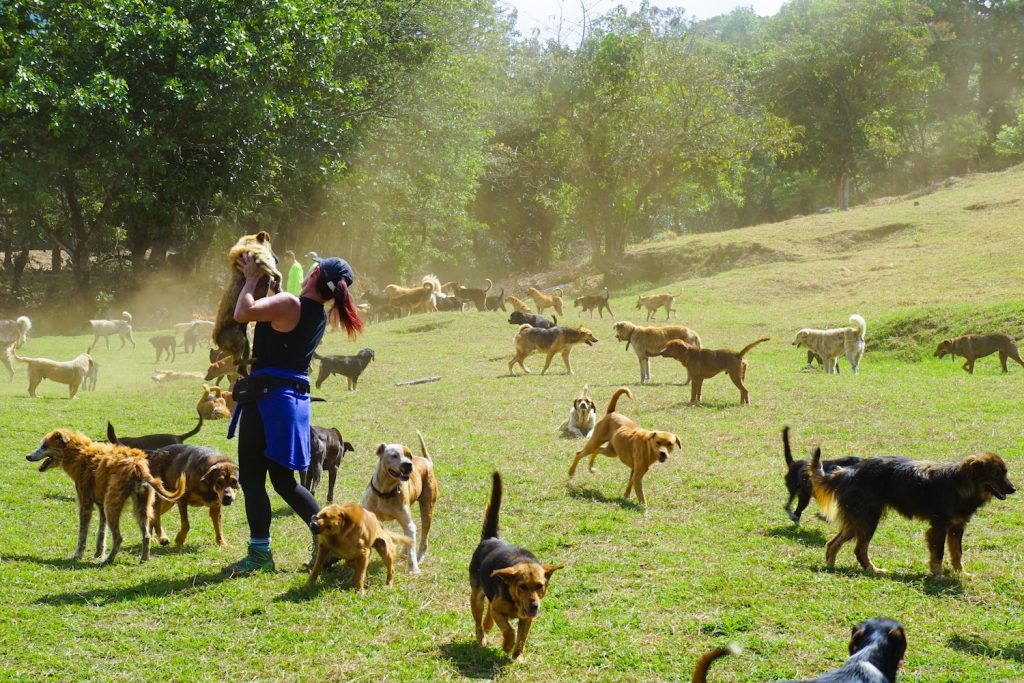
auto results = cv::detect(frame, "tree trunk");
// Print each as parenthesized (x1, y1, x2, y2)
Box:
(11, 249, 29, 293)
(127, 211, 151, 272)
(834, 171, 850, 211)
(51, 245, 62, 272)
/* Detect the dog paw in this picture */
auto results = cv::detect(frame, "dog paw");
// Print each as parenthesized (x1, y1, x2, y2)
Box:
(159, 538, 170, 546)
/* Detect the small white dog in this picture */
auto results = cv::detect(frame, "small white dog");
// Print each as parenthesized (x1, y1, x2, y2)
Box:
(558, 385, 597, 438)
(792, 314, 867, 375)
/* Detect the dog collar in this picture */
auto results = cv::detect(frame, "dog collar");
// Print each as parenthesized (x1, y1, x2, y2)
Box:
(369, 477, 402, 498)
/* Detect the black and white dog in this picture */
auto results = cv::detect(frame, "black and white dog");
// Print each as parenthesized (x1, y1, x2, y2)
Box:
(558, 385, 596, 438)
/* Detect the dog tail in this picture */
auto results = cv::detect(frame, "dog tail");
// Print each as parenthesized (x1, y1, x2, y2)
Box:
(15, 315, 31, 346)
(691, 644, 740, 683)
(416, 429, 431, 461)
(122, 311, 133, 325)
(384, 529, 414, 547)
(148, 472, 187, 502)
(782, 426, 794, 467)
(552, 315, 558, 326)
(807, 447, 839, 522)
(483, 278, 492, 296)
(605, 387, 634, 414)
(482, 471, 502, 540)
(107, 421, 120, 444)
(555, 288, 563, 297)
(849, 314, 866, 339)
(179, 413, 204, 442)
(1015, 334, 1024, 342)
(738, 337, 771, 358)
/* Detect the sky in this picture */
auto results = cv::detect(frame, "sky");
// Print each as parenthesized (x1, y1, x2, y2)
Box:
(500, 0, 787, 42)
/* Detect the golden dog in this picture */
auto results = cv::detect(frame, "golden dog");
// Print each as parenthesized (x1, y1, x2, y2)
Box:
(526, 287, 564, 316)
(635, 293, 677, 321)
(508, 324, 598, 376)
(567, 388, 681, 508)
(204, 354, 240, 387)
(212, 231, 282, 364)
(14, 351, 94, 398)
(197, 385, 232, 420)
(613, 320, 701, 385)
(935, 333, 1024, 374)
(505, 295, 533, 314)
(307, 503, 412, 591)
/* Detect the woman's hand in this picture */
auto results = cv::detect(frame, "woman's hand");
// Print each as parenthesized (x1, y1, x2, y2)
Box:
(236, 253, 267, 283)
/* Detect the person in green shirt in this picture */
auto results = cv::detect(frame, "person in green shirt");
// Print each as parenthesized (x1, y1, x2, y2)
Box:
(282, 250, 304, 296)
(304, 251, 320, 278)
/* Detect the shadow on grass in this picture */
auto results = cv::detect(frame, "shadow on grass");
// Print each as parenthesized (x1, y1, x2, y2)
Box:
(567, 485, 643, 512)
(765, 524, 828, 547)
(666, 399, 739, 410)
(42, 492, 76, 503)
(4, 553, 103, 570)
(396, 320, 453, 335)
(33, 569, 229, 605)
(437, 639, 511, 679)
(948, 634, 1024, 663)
(818, 565, 965, 596)
(276, 559, 399, 603)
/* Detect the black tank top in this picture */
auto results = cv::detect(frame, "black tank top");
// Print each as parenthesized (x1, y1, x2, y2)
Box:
(252, 296, 327, 374)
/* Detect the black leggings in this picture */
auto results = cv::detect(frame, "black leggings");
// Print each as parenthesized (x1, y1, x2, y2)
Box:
(237, 405, 319, 539)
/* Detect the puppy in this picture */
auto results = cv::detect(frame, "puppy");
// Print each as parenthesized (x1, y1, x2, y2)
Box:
(657, 337, 770, 405)
(485, 287, 507, 312)
(558, 385, 596, 438)
(314, 348, 375, 390)
(149, 334, 177, 363)
(692, 617, 907, 682)
(526, 287, 564, 316)
(87, 311, 136, 352)
(470, 472, 562, 660)
(568, 388, 681, 508)
(613, 320, 701, 385)
(302, 426, 355, 503)
(146, 444, 239, 546)
(781, 426, 862, 525)
(573, 288, 613, 318)
(107, 413, 204, 452)
(810, 448, 1015, 576)
(212, 231, 282, 364)
(25, 430, 186, 564)
(935, 333, 1024, 374)
(508, 324, 598, 376)
(13, 351, 94, 398)
(635, 293, 677, 321)
(197, 385, 232, 420)
(307, 504, 412, 591)
(360, 431, 439, 573)
(505, 295, 533, 314)
(507, 310, 557, 329)
(792, 314, 866, 375)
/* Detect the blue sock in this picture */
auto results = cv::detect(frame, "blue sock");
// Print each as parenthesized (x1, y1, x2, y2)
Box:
(248, 536, 271, 553)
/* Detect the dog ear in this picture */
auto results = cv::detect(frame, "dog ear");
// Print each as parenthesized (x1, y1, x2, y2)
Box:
(848, 624, 867, 654)
(491, 567, 520, 584)
(343, 441, 355, 453)
(376, 443, 386, 457)
(543, 564, 563, 579)
(52, 429, 68, 445)
(403, 446, 414, 459)
(674, 435, 681, 448)
(888, 625, 907, 647)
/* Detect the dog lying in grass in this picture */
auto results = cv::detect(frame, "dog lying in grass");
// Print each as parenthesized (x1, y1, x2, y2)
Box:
(212, 231, 282, 365)
(147, 444, 239, 547)
(307, 503, 412, 592)
(934, 333, 1024, 374)
(781, 426, 862, 525)
(314, 348, 375, 390)
(558, 385, 596, 438)
(657, 337, 770, 405)
(470, 472, 562, 660)
(14, 351, 95, 398)
(197, 385, 232, 420)
(507, 324, 597, 376)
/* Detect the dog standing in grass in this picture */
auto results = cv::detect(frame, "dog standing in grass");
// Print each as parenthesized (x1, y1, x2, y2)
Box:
(87, 311, 136, 352)
(14, 351, 94, 398)
(792, 314, 866, 375)
(657, 336, 770, 405)
(508, 324, 598, 376)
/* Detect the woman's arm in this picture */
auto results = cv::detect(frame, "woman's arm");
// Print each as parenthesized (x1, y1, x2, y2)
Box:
(233, 253, 301, 331)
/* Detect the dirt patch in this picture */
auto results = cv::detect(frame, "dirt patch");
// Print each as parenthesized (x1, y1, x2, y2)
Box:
(615, 241, 793, 287)
(814, 222, 914, 250)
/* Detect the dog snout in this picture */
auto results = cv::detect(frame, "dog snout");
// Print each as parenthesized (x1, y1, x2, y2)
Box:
(526, 601, 540, 618)
(658, 450, 668, 463)
(400, 461, 413, 475)
(221, 492, 236, 506)
(309, 515, 322, 533)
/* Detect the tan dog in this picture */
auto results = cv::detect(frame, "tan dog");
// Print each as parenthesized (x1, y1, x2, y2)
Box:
(25, 430, 186, 564)
(204, 353, 240, 387)
(307, 503, 413, 591)
(935, 333, 1024, 374)
(212, 231, 282, 363)
(567, 388, 681, 509)
(792, 314, 866, 375)
(526, 287, 564, 316)
(658, 337, 770, 405)
(613, 320, 701, 385)
(508, 324, 598, 376)
(197, 385, 232, 420)
(635, 293, 678, 321)
(389, 282, 436, 316)
(14, 351, 94, 398)
(146, 444, 239, 547)
(87, 311, 136, 352)
(360, 431, 439, 573)
(505, 295, 533, 314)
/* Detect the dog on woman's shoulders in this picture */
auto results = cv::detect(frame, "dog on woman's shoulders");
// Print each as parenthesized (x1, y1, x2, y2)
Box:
(557, 385, 596, 438)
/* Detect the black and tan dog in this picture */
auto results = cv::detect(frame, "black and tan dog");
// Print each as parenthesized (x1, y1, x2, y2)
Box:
(147, 444, 239, 547)
(442, 279, 492, 312)
(508, 324, 597, 376)
(149, 334, 177, 363)
(692, 617, 907, 682)
(470, 472, 562, 660)
(507, 310, 557, 329)
(314, 348, 375, 390)
(782, 426, 862, 525)
(568, 387, 681, 508)
(574, 287, 613, 318)
(25, 430, 186, 564)
(810, 448, 1015, 576)
(107, 414, 204, 452)
(935, 333, 1024, 374)
(308, 503, 412, 591)
(301, 425, 355, 503)
(657, 337, 770, 405)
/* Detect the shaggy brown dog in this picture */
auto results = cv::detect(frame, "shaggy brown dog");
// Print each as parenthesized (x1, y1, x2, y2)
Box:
(442, 279, 492, 312)
(508, 324, 598, 376)
(14, 351, 94, 398)
(307, 503, 412, 591)
(567, 388, 681, 508)
(526, 287, 564, 316)
(810, 448, 1015, 576)
(935, 333, 1024, 374)
(149, 334, 177, 363)
(505, 295, 533, 314)
(657, 337, 770, 405)
(25, 430, 186, 564)
(212, 231, 282, 364)
(573, 288, 613, 318)
(613, 320, 702, 385)
(635, 293, 677, 321)
(470, 472, 562, 660)
(147, 444, 239, 547)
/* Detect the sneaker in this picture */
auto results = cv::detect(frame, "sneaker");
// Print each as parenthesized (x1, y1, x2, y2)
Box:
(223, 547, 275, 576)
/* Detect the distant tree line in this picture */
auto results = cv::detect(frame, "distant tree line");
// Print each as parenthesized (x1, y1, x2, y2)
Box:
(1, 0, 1022, 305)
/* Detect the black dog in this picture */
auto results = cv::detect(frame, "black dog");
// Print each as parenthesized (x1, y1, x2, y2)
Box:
(435, 294, 467, 312)
(807, 350, 840, 373)
(507, 310, 557, 329)
(692, 617, 907, 682)
(782, 426, 862, 525)
(149, 334, 177, 363)
(573, 287, 613, 318)
(485, 287, 506, 312)
(107, 413, 204, 452)
(314, 348, 375, 390)
(301, 425, 355, 503)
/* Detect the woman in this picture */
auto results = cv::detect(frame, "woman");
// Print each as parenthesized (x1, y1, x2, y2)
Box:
(224, 251, 362, 575)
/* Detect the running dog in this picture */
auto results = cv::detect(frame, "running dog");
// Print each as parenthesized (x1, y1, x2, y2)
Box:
(574, 288, 613, 318)
(107, 414, 204, 452)
(14, 351, 94, 398)
(809, 448, 1015, 576)
(146, 444, 239, 547)
(567, 387, 681, 508)
(781, 426, 862, 525)
(87, 311, 136, 352)
(558, 385, 597, 438)
(301, 426, 355, 503)
(508, 324, 598, 376)
(442, 279, 492, 312)
(635, 293, 677, 321)
(314, 348, 375, 390)
(934, 333, 1024, 374)
(526, 286, 564, 316)
(308, 503, 413, 592)
(470, 472, 562, 660)
(360, 431, 439, 573)
(149, 334, 177, 363)
(25, 430, 186, 564)
(792, 314, 867, 375)
(507, 310, 557, 329)
(613, 321, 702, 385)
(657, 337, 770, 405)
(212, 231, 282, 365)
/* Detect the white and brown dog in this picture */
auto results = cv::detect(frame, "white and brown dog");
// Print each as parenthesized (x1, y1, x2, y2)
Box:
(558, 385, 596, 438)
(793, 314, 867, 375)
(360, 431, 439, 573)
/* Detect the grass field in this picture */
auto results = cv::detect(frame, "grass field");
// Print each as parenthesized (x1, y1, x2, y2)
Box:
(3, 166, 1024, 682)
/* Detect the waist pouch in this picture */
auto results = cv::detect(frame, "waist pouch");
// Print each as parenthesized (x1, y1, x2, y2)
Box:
(232, 375, 310, 404)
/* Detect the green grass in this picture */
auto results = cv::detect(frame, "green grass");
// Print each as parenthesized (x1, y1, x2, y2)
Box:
(3, 166, 1024, 681)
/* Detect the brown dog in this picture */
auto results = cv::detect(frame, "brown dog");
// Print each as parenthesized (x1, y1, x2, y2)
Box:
(107, 414, 204, 452)
(935, 333, 1024, 374)
(25, 430, 186, 564)
(567, 388, 681, 508)
(657, 337, 770, 405)
(301, 426, 355, 503)
(147, 444, 239, 547)
(14, 351, 95, 398)
(442, 279, 492, 312)
(526, 287, 564, 316)
(389, 282, 436, 316)
(508, 324, 598, 376)
(307, 503, 413, 591)
(505, 295, 533, 314)
(573, 288, 613, 318)
(205, 353, 240, 387)
(613, 320, 701, 385)
(149, 334, 177, 363)
(212, 231, 282, 364)
(635, 293, 677, 321)
(360, 431, 439, 573)
(197, 385, 232, 420)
